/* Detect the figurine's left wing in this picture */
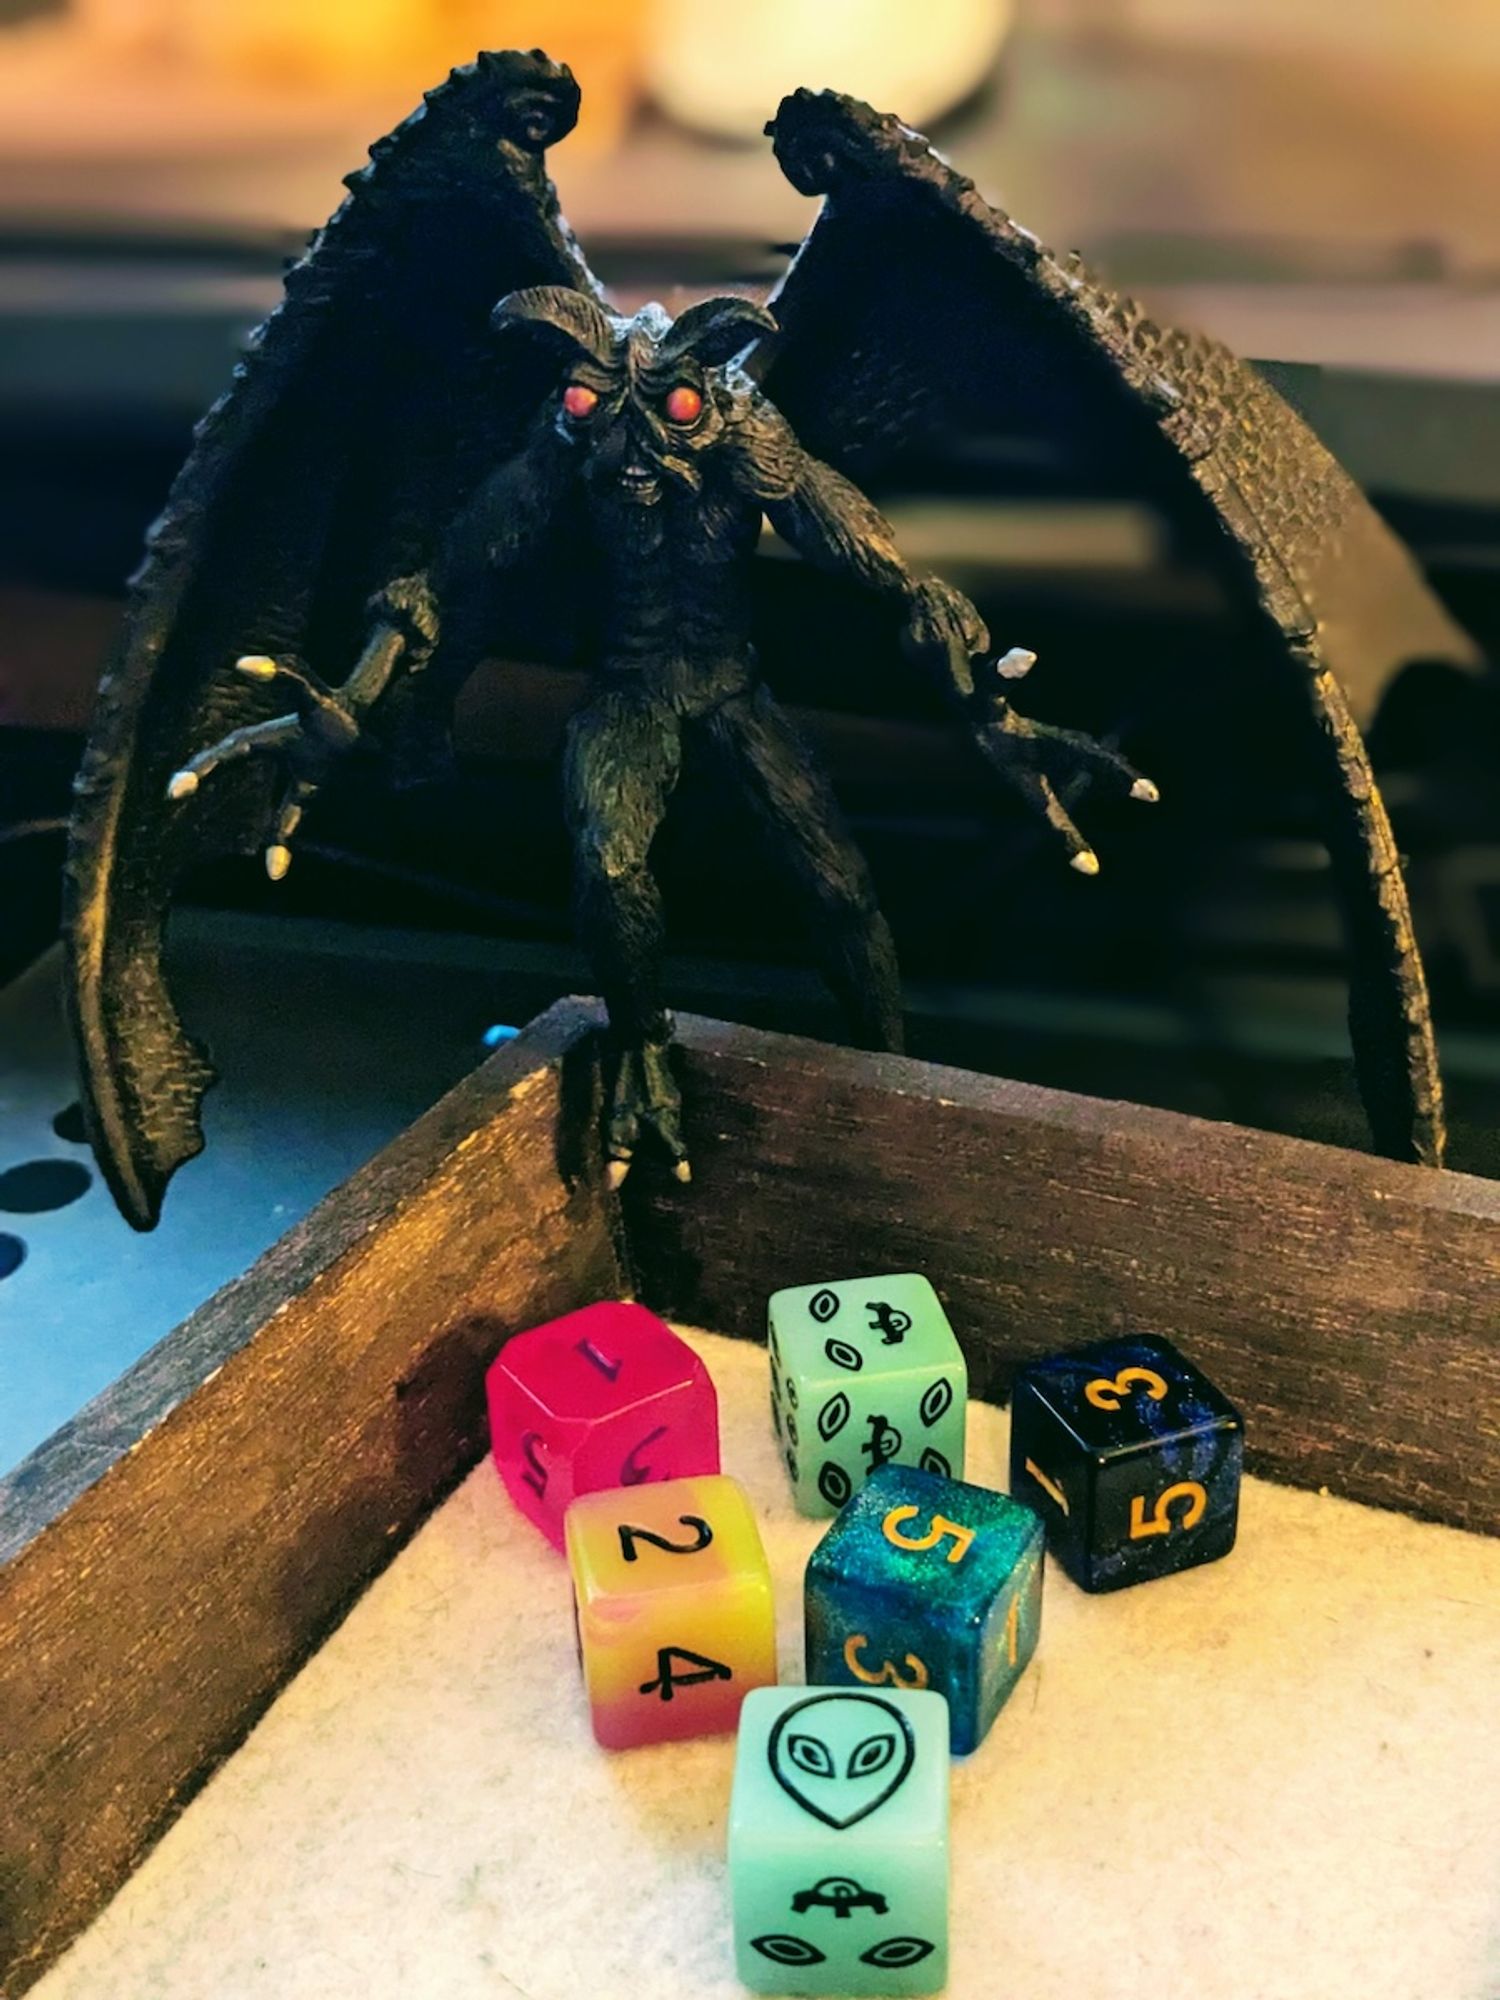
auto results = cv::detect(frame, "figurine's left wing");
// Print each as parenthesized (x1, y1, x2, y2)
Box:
(66, 49, 601, 1227)
(749, 87, 1482, 1167)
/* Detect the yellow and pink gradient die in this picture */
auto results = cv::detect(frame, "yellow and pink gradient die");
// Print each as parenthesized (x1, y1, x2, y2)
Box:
(487, 1302, 719, 1550)
(565, 1474, 777, 1749)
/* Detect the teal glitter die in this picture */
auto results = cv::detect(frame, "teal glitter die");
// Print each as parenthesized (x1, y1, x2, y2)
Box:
(767, 1274, 967, 1517)
(805, 1463, 1044, 1755)
(729, 1685, 950, 1996)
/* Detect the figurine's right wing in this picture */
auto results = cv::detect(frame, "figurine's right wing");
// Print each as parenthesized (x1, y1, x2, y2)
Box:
(746, 87, 1482, 1167)
(66, 49, 601, 1227)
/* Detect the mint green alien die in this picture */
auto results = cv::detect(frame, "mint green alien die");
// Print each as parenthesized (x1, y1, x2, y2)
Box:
(729, 1686, 950, 1996)
(768, 1275, 967, 1517)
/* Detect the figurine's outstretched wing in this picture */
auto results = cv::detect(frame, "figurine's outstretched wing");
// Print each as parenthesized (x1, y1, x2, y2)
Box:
(753, 88, 1482, 1166)
(66, 49, 601, 1227)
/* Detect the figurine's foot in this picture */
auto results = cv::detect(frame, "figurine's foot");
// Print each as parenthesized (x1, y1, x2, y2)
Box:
(604, 1035, 691, 1189)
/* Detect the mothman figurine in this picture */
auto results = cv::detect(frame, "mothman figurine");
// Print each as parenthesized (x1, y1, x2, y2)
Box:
(64, 49, 1474, 1225)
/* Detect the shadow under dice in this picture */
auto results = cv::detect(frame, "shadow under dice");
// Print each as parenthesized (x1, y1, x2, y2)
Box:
(768, 1275, 966, 1517)
(805, 1463, 1043, 1755)
(730, 1686, 949, 1996)
(1009, 1332, 1243, 1593)
(565, 1473, 775, 1748)
(486, 1301, 719, 1549)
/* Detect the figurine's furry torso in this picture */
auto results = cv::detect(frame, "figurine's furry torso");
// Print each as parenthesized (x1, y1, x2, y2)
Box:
(583, 411, 764, 713)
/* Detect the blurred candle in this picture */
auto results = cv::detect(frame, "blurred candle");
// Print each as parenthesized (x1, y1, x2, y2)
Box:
(644, 0, 1014, 141)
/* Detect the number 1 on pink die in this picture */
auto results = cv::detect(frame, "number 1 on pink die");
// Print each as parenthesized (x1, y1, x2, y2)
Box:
(575, 1338, 622, 1382)
(487, 1303, 719, 1549)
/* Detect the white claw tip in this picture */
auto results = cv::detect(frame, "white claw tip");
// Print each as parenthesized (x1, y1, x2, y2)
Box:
(1071, 849, 1101, 876)
(997, 647, 1037, 680)
(1130, 778, 1160, 803)
(166, 770, 198, 800)
(673, 1159, 693, 1184)
(236, 653, 279, 680)
(265, 844, 292, 882)
(605, 1158, 630, 1191)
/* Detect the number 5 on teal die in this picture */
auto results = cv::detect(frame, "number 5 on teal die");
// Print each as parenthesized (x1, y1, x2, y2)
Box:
(729, 1685, 949, 1995)
(805, 1464, 1043, 1755)
(768, 1275, 966, 1516)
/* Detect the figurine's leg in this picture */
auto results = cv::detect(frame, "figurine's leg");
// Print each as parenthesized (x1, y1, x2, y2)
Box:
(562, 688, 689, 1181)
(702, 683, 904, 1052)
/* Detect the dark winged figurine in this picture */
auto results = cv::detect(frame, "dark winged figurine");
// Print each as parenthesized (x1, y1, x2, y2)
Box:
(65, 49, 1476, 1226)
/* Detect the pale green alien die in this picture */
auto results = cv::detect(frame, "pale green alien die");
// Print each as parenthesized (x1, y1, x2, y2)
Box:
(768, 1274, 967, 1516)
(728, 1686, 950, 1995)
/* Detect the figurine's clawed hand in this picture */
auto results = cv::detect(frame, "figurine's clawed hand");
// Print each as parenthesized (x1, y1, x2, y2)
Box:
(972, 674, 1159, 875)
(900, 576, 990, 678)
(605, 1034, 692, 1191)
(165, 654, 362, 880)
(900, 582, 1158, 872)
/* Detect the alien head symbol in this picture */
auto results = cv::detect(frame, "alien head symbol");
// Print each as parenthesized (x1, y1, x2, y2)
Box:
(768, 1693, 916, 1829)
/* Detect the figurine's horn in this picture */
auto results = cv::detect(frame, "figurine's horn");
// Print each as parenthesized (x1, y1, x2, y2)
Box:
(490, 286, 618, 365)
(658, 296, 778, 368)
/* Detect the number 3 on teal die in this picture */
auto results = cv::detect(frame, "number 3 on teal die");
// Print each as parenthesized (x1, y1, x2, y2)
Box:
(806, 1465, 1043, 1755)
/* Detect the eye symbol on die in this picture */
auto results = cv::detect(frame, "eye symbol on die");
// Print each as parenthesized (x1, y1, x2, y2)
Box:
(919, 1379, 953, 1428)
(750, 1936, 826, 1967)
(825, 1338, 863, 1372)
(817, 1392, 850, 1441)
(768, 1693, 916, 1829)
(862, 1938, 936, 1968)
(809, 1288, 841, 1323)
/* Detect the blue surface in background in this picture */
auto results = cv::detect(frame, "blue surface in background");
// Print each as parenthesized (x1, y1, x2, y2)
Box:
(0, 914, 521, 1478)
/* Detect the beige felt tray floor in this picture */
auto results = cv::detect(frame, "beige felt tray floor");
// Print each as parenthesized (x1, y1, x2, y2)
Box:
(32, 1328, 1500, 2000)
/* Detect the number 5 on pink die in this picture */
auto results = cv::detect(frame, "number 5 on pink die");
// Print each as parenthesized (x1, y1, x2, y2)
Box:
(486, 1302, 720, 1549)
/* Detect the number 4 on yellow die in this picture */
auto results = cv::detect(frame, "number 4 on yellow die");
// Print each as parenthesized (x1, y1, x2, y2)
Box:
(565, 1474, 777, 1750)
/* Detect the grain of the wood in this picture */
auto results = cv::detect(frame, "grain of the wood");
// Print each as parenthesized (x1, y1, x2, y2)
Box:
(623, 1014, 1500, 1535)
(0, 998, 622, 1998)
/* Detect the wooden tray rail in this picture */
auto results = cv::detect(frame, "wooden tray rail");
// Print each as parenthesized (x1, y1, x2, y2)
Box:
(2, 999, 1497, 1995)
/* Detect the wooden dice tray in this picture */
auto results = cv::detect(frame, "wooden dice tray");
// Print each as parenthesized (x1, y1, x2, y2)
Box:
(3, 1000, 1498, 1993)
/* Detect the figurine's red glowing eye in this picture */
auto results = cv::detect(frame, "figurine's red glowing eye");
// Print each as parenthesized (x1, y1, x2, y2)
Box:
(663, 384, 703, 425)
(562, 383, 599, 419)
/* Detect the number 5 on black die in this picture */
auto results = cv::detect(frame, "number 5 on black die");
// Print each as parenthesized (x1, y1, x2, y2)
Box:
(1009, 1334, 1243, 1593)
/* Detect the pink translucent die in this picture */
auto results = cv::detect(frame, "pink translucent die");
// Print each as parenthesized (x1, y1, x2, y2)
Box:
(487, 1301, 719, 1549)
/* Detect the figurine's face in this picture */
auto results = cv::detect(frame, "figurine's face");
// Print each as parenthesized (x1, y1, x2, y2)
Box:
(554, 303, 730, 508)
(491, 289, 774, 509)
